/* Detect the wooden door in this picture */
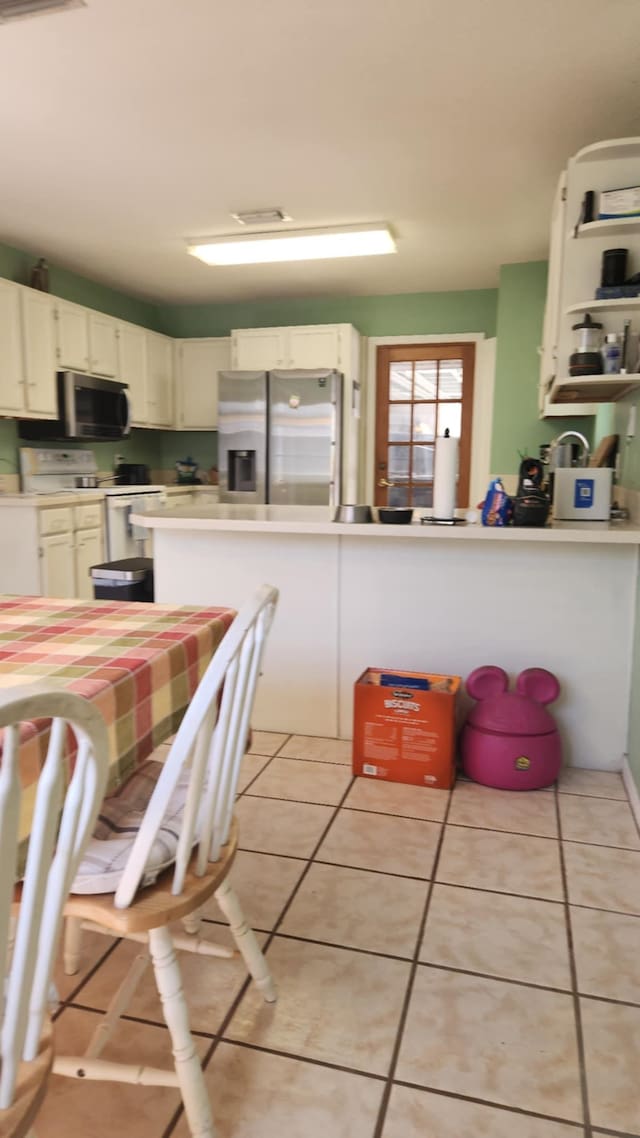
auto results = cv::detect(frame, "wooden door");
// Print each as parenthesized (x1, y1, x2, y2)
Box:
(232, 328, 287, 370)
(74, 527, 104, 599)
(40, 532, 75, 598)
(287, 325, 340, 369)
(118, 321, 147, 425)
(375, 344, 474, 508)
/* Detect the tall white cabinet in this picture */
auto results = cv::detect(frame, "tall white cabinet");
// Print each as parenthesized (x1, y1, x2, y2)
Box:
(231, 323, 363, 501)
(540, 137, 640, 416)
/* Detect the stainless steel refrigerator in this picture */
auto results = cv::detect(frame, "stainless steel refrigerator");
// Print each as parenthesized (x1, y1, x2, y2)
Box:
(218, 369, 342, 506)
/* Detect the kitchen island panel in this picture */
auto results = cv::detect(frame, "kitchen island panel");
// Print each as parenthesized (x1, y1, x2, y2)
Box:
(339, 539, 636, 770)
(153, 528, 340, 736)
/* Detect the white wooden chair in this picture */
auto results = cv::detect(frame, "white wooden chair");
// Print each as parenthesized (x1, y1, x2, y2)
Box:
(56, 584, 279, 1138)
(0, 684, 109, 1138)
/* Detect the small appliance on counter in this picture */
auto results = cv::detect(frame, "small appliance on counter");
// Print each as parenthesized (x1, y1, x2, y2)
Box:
(175, 456, 200, 485)
(552, 468, 613, 521)
(569, 313, 604, 377)
(115, 462, 151, 485)
(511, 457, 550, 527)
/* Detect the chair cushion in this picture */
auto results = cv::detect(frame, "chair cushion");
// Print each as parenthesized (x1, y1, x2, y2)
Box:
(70, 760, 190, 895)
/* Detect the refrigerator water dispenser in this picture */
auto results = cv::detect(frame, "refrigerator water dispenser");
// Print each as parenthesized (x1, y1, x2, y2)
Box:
(228, 450, 257, 493)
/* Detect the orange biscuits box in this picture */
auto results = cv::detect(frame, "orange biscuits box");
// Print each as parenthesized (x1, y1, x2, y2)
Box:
(352, 668, 460, 789)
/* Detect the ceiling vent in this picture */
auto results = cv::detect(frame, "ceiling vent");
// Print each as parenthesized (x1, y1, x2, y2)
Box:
(231, 208, 291, 227)
(0, 0, 85, 23)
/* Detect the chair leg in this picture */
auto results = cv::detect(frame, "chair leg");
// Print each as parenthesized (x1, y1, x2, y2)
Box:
(214, 879, 277, 1003)
(182, 908, 203, 936)
(148, 925, 215, 1138)
(64, 917, 84, 976)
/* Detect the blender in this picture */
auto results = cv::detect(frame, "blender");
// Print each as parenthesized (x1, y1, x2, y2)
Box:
(569, 313, 604, 377)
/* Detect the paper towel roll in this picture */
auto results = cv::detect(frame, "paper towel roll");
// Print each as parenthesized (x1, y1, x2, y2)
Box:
(433, 431, 458, 520)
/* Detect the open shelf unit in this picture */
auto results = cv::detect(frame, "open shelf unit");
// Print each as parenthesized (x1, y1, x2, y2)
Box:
(549, 373, 640, 405)
(540, 137, 640, 415)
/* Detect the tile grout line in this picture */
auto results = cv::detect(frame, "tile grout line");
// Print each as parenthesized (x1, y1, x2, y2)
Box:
(53, 936, 122, 1019)
(370, 785, 454, 1138)
(555, 782, 592, 1138)
(391, 1075, 586, 1131)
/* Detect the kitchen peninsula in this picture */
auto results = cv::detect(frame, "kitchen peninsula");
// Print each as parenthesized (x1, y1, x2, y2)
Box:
(135, 503, 640, 772)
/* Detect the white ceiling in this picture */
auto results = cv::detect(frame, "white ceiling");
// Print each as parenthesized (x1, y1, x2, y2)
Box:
(0, 0, 639, 305)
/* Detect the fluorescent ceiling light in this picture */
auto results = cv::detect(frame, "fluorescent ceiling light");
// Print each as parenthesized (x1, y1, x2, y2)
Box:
(187, 224, 396, 266)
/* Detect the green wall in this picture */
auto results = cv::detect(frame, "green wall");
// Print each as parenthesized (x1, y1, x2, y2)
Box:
(491, 262, 594, 476)
(161, 288, 498, 340)
(0, 238, 163, 330)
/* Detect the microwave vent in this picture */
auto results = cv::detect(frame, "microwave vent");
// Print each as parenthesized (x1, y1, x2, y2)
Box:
(0, 0, 85, 22)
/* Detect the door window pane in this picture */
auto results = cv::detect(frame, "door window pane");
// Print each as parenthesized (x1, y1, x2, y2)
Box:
(412, 444, 434, 481)
(413, 404, 436, 441)
(389, 404, 411, 441)
(415, 362, 437, 399)
(389, 364, 413, 401)
(438, 361, 463, 400)
(388, 445, 410, 479)
(437, 403, 462, 438)
(388, 485, 409, 507)
(412, 485, 433, 508)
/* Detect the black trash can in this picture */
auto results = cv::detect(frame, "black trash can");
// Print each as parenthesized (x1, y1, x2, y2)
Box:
(91, 558, 154, 602)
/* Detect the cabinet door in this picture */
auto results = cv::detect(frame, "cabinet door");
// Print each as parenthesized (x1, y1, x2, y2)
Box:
(40, 532, 76, 598)
(177, 338, 230, 429)
(55, 300, 90, 372)
(0, 279, 25, 413)
(74, 527, 103, 600)
(118, 322, 147, 424)
(287, 324, 340, 370)
(88, 312, 118, 377)
(539, 172, 567, 413)
(21, 288, 57, 416)
(232, 328, 287, 370)
(146, 332, 173, 426)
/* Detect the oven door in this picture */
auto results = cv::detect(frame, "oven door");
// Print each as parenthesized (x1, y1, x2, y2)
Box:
(105, 492, 166, 560)
(61, 372, 131, 440)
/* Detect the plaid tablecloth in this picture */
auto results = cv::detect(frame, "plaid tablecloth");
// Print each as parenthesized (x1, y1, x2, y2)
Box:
(0, 597, 236, 816)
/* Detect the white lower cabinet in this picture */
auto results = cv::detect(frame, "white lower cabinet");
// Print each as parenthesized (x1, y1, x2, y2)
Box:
(0, 500, 105, 599)
(74, 527, 104, 599)
(40, 532, 76, 598)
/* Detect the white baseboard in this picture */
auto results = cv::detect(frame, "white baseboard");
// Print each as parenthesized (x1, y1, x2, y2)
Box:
(622, 754, 640, 829)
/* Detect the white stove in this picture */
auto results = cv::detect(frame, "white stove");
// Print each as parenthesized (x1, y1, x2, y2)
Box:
(20, 448, 167, 560)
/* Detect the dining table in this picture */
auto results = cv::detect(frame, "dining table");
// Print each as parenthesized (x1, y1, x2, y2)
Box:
(0, 594, 236, 845)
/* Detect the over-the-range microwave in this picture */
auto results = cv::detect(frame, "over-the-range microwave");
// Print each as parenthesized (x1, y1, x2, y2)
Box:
(18, 372, 131, 442)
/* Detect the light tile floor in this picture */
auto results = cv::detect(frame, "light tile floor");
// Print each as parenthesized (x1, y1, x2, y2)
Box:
(38, 734, 640, 1138)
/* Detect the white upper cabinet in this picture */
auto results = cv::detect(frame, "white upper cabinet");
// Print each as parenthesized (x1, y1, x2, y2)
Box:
(117, 321, 147, 425)
(231, 327, 287, 370)
(55, 299, 90, 372)
(0, 282, 56, 419)
(88, 311, 118, 377)
(232, 323, 349, 371)
(176, 337, 230, 430)
(0, 279, 25, 413)
(146, 331, 173, 426)
(20, 287, 57, 416)
(287, 325, 341, 369)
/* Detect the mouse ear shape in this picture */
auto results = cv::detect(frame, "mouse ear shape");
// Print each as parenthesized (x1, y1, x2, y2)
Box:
(516, 668, 560, 705)
(466, 666, 508, 701)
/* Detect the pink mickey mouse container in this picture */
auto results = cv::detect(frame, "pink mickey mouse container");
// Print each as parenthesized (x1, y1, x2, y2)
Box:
(461, 666, 562, 790)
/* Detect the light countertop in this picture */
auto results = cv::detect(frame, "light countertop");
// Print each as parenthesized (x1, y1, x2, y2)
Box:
(131, 502, 640, 544)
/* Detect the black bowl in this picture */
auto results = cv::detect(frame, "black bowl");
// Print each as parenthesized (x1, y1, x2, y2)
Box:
(378, 507, 414, 525)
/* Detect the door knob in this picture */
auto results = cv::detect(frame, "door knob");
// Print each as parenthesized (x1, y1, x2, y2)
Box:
(378, 477, 395, 488)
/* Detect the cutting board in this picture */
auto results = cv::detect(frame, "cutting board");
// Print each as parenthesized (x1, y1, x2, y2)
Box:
(588, 434, 619, 467)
